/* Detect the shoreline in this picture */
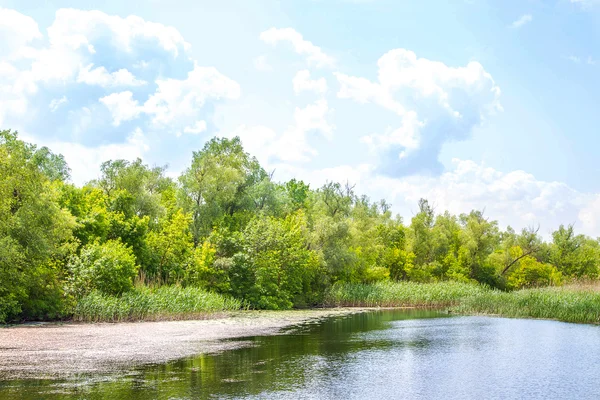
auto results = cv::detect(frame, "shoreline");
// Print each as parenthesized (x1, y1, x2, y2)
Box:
(0, 308, 374, 380)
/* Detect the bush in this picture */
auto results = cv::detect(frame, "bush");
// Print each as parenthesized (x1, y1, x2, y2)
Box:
(506, 256, 562, 290)
(67, 240, 138, 297)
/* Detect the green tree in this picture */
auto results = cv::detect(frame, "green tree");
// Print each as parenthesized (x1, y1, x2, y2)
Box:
(231, 212, 321, 309)
(67, 240, 138, 297)
(146, 210, 195, 283)
(0, 130, 75, 321)
(178, 137, 265, 244)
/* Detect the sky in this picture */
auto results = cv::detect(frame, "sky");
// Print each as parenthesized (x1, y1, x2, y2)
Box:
(1, 0, 600, 236)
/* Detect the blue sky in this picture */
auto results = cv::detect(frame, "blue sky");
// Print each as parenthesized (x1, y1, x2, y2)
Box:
(1, 0, 600, 235)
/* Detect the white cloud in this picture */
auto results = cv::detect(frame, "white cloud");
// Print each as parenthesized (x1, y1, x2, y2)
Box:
(361, 111, 423, 159)
(293, 99, 334, 140)
(275, 158, 596, 236)
(260, 27, 335, 68)
(143, 63, 241, 126)
(99, 91, 141, 126)
(47, 8, 190, 57)
(335, 48, 501, 174)
(510, 14, 532, 29)
(226, 99, 334, 165)
(292, 69, 327, 94)
(182, 120, 207, 135)
(77, 64, 146, 87)
(22, 127, 149, 185)
(49, 96, 68, 112)
(226, 124, 278, 165)
(570, 0, 600, 8)
(0, 7, 42, 59)
(253, 55, 273, 71)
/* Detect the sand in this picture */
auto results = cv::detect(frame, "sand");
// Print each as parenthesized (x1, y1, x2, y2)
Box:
(0, 308, 367, 379)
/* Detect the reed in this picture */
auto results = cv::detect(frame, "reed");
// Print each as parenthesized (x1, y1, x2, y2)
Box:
(73, 285, 244, 322)
(324, 281, 490, 308)
(454, 286, 600, 324)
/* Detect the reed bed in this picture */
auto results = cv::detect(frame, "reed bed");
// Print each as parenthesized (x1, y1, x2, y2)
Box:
(454, 286, 600, 324)
(73, 286, 244, 322)
(324, 281, 490, 308)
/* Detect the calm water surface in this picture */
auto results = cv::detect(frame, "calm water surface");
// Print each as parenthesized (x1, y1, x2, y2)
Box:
(2, 310, 600, 399)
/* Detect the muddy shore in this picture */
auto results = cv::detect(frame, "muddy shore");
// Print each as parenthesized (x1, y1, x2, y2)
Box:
(0, 308, 369, 379)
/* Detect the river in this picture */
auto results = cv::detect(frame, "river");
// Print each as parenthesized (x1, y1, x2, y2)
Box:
(2, 309, 599, 399)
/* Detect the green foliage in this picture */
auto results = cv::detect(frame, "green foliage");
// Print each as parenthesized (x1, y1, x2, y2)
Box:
(325, 281, 488, 307)
(0, 130, 75, 322)
(454, 286, 600, 324)
(550, 225, 600, 278)
(73, 285, 243, 322)
(146, 209, 194, 283)
(5, 129, 600, 322)
(230, 212, 321, 309)
(506, 256, 562, 290)
(178, 137, 266, 243)
(67, 240, 138, 297)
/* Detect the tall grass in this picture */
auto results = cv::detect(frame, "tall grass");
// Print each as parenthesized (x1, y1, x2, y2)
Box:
(73, 286, 244, 322)
(326, 281, 600, 324)
(454, 286, 600, 324)
(324, 281, 490, 307)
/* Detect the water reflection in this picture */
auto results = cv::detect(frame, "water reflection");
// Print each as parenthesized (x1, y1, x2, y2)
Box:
(2, 310, 600, 399)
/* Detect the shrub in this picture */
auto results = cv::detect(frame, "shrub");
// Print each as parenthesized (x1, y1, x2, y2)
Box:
(506, 256, 562, 290)
(67, 240, 138, 297)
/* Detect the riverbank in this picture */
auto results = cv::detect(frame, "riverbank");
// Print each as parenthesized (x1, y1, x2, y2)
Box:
(0, 308, 369, 379)
(325, 281, 600, 325)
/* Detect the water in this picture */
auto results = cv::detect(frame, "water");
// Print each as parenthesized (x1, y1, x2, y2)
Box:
(2, 310, 600, 399)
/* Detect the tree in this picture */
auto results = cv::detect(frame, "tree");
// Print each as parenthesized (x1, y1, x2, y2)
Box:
(459, 210, 500, 286)
(178, 137, 265, 244)
(506, 256, 562, 290)
(550, 225, 600, 278)
(146, 210, 195, 283)
(500, 226, 543, 276)
(0, 130, 75, 321)
(67, 240, 138, 297)
(409, 199, 435, 268)
(230, 212, 321, 309)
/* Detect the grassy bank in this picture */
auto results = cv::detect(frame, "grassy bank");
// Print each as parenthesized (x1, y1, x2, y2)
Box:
(324, 281, 490, 307)
(72, 281, 600, 324)
(454, 285, 600, 324)
(73, 286, 244, 322)
(326, 281, 600, 324)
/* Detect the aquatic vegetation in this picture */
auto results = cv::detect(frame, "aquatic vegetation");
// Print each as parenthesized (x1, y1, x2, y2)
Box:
(324, 281, 490, 308)
(454, 285, 600, 324)
(73, 286, 244, 322)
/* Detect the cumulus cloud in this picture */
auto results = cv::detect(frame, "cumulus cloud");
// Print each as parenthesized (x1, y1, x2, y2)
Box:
(260, 27, 335, 68)
(226, 99, 334, 165)
(275, 158, 594, 236)
(143, 64, 241, 126)
(0, 7, 42, 59)
(99, 91, 141, 126)
(182, 120, 207, 135)
(21, 127, 149, 185)
(0, 6, 240, 173)
(510, 14, 532, 29)
(77, 64, 146, 87)
(293, 70, 327, 94)
(335, 48, 501, 175)
(49, 96, 68, 112)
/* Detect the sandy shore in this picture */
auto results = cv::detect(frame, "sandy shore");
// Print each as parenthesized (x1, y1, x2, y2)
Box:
(0, 308, 368, 379)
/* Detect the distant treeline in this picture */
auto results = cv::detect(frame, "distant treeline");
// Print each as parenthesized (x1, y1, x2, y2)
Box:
(1, 129, 599, 322)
